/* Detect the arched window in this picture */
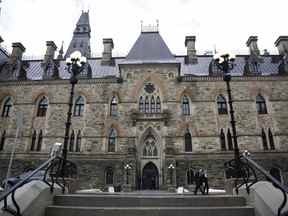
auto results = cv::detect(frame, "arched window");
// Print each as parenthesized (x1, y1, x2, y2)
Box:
(69, 130, 75, 152)
(217, 95, 227, 114)
(2, 97, 12, 117)
(76, 130, 81, 152)
(74, 96, 85, 116)
(110, 96, 118, 117)
(108, 128, 116, 152)
(184, 130, 192, 152)
(0, 130, 6, 151)
(36, 130, 43, 151)
(181, 96, 190, 115)
(145, 96, 149, 113)
(139, 96, 144, 113)
(151, 96, 156, 113)
(30, 130, 37, 151)
(220, 129, 226, 151)
(261, 129, 268, 150)
(227, 129, 233, 150)
(187, 169, 195, 185)
(143, 135, 157, 156)
(268, 129, 275, 150)
(105, 167, 114, 185)
(256, 95, 267, 114)
(156, 96, 161, 113)
(37, 97, 48, 117)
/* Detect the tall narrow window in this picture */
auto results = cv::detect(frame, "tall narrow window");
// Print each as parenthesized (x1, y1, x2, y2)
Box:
(220, 129, 226, 151)
(110, 96, 118, 117)
(261, 129, 268, 150)
(105, 167, 114, 185)
(139, 96, 144, 113)
(184, 130, 192, 152)
(30, 130, 37, 151)
(143, 135, 157, 156)
(37, 97, 48, 117)
(151, 96, 156, 113)
(217, 95, 227, 114)
(108, 128, 116, 152)
(145, 96, 149, 113)
(2, 97, 12, 117)
(69, 130, 75, 152)
(256, 95, 267, 114)
(268, 129, 275, 150)
(187, 169, 194, 185)
(0, 130, 6, 151)
(156, 96, 161, 113)
(74, 96, 85, 116)
(76, 130, 81, 152)
(181, 96, 190, 115)
(227, 129, 233, 150)
(36, 130, 43, 151)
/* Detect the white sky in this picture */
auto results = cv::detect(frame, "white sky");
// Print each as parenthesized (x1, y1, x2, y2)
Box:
(0, 0, 287, 57)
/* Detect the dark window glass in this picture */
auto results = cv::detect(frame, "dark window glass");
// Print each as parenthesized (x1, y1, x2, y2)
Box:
(30, 130, 37, 151)
(74, 96, 85, 116)
(76, 130, 81, 152)
(108, 129, 116, 152)
(187, 169, 195, 185)
(268, 129, 275, 150)
(220, 129, 226, 151)
(105, 167, 114, 185)
(217, 95, 228, 114)
(156, 96, 161, 113)
(256, 95, 267, 114)
(139, 96, 144, 113)
(110, 96, 118, 117)
(2, 97, 12, 117)
(37, 97, 48, 117)
(261, 129, 268, 150)
(0, 130, 6, 151)
(69, 130, 75, 152)
(145, 96, 149, 113)
(36, 130, 43, 151)
(227, 129, 233, 150)
(182, 96, 190, 115)
(185, 130, 192, 152)
(151, 96, 156, 113)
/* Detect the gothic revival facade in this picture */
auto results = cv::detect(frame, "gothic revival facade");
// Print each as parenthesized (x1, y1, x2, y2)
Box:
(0, 11, 288, 190)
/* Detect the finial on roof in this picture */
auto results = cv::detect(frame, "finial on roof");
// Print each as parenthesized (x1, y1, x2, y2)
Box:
(57, 41, 64, 59)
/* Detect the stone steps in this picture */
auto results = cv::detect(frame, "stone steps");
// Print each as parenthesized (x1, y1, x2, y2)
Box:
(45, 192, 255, 216)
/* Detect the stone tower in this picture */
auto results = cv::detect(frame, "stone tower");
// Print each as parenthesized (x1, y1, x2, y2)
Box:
(65, 11, 91, 58)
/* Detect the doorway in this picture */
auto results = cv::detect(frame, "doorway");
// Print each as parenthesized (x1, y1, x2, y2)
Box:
(142, 162, 159, 190)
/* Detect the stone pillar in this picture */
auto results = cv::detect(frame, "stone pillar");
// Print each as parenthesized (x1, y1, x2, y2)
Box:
(246, 36, 260, 56)
(185, 36, 197, 64)
(101, 38, 114, 65)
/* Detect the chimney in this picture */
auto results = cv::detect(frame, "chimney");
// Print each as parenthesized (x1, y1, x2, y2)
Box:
(246, 36, 260, 56)
(101, 38, 114, 65)
(275, 36, 288, 56)
(43, 41, 57, 63)
(9, 42, 26, 65)
(185, 36, 197, 64)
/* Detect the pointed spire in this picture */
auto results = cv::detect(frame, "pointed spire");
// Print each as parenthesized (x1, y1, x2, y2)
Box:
(65, 11, 91, 58)
(57, 41, 64, 59)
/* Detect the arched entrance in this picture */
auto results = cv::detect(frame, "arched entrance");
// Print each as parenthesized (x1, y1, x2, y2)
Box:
(142, 162, 159, 190)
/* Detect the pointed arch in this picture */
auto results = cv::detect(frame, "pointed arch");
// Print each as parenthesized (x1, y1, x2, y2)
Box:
(74, 96, 85, 116)
(156, 96, 161, 113)
(36, 130, 43, 151)
(143, 133, 157, 156)
(0, 130, 6, 151)
(139, 96, 144, 113)
(30, 130, 37, 151)
(151, 96, 156, 113)
(181, 95, 190, 115)
(144, 96, 149, 113)
(256, 94, 267, 114)
(76, 130, 81, 152)
(69, 130, 75, 152)
(1, 96, 13, 117)
(217, 95, 227, 114)
(184, 129, 192, 152)
(108, 128, 117, 152)
(220, 129, 226, 151)
(261, 129, 268, 150)
(227, 129, 233, 150)
(37, 96, 48, 117)
(268, 129, 275, 150)
(110, 96, 118, 117)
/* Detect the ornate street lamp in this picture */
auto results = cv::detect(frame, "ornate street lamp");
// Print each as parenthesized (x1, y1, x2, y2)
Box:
(213, 53, 241, 176)
(62, 51, 86, 164)
(124, 164, 132, 184)
(168, 163, 175, 185)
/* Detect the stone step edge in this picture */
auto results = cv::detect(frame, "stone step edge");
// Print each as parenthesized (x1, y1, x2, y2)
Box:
(57, 194, 243, 198)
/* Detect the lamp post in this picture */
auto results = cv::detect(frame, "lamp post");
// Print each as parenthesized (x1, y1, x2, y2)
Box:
(168, 163, 175, 185)
(62, 51, 86, 166)
(213, 53, 241, 175)
(124, 164, 132, 184)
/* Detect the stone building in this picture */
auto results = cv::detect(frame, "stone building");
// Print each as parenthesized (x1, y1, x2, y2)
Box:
(0, 11, 288, 190)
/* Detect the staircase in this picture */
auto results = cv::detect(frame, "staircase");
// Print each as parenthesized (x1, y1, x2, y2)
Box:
(45, 192, 254, 216)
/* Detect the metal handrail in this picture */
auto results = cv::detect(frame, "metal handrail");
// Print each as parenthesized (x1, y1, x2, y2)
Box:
(240, 153, 288, 216)
(0, 156, 77, 216)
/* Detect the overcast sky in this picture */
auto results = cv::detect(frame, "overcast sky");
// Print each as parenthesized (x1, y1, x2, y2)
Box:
(0, 0, 287, 57)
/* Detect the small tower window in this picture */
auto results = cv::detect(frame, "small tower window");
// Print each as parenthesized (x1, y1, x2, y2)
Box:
(74, 96, 85, 117)
(268, 129, 275, 150)
(181, 96, 190, 115)
(37, 97, 48, 117)
(261, 129, 268, 150)
(69, 130, 75, 152)
(110, 96, 118, 117)
(256, 95, 267, 114)
(0, 130, 6, 151)
(108, 128, 117, 152)
(30, 130, 37, 151)
(184, 130, 192, 152)
(217, 95, 228, 114)
(76, 130, 81, 152)
(145, 96, 149, 113)
(151, 96, 156, 113)
(36, 130, 43, 151)
(139, 96, 144, 113)
(220, 129, 226, 151)
(227, 129, 233, 150)
(2, 97, 12, 117)
(156, 96, 161, 113)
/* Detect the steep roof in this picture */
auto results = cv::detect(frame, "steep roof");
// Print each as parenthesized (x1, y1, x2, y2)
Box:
(125, 31, 177, 63)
